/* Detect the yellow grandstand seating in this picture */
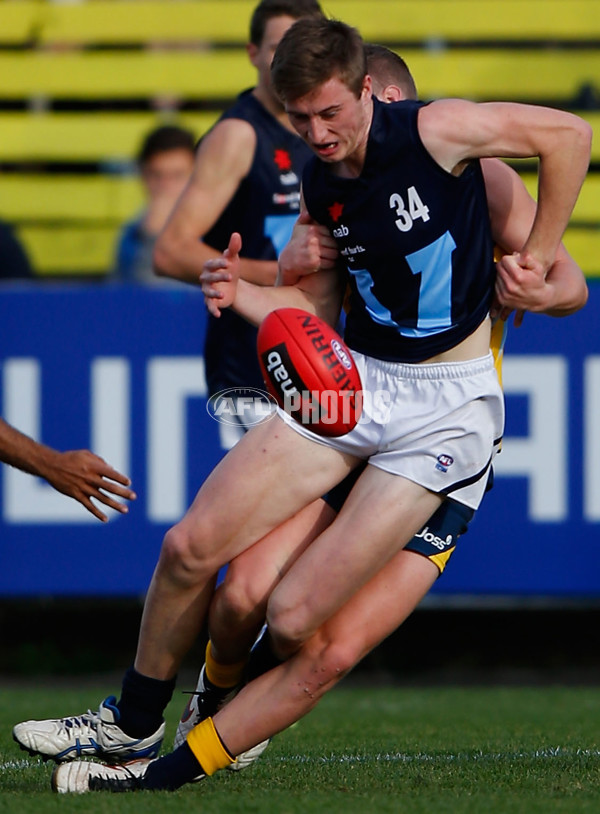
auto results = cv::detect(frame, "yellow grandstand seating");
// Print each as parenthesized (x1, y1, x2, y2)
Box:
(14, 221, 599, 279)
(0, 0, 597, 278)
(0, 52, 254, 101)
(521, 173, 600, 226)
(0, 49, 598, 102)
(0, 1, 597, 46)
(16, 225, 119, 276)
(562, 229, 600, 276)
(1, 171, 597, 227)
(0, 176, 143, 223)
(0, 113, 218, 162)
(0, 1, 39, 45)
(330, 0, 600, 41)
(0, 112, 599, 164)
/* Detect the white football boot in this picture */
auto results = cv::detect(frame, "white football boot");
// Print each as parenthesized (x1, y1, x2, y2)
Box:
(175, 666, 270, 771)
(13, 696, 164, 763)
(52, 758, 157, 793)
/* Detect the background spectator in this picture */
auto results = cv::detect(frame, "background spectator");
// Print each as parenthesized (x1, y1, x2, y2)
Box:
(114, 125, 196, 284)
(0, 219, 35, 280)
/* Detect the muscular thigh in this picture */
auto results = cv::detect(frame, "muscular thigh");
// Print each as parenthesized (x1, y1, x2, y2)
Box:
(224, 498, 337, 604)
(322, 549, 439, 664)
(179, 415, 356, 566)
(268, 464, 443, 642)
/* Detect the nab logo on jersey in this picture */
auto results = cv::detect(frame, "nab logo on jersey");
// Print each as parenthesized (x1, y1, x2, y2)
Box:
(332, 224, 349, 238)
(273, 149, 292, 171)
(274, 148, 298, 186)
(328, 201, 344, 222)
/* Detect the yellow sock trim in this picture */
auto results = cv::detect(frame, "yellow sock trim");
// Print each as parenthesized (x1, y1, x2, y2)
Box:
(186, 717, 234, 775)
(205, 641, 247, 689)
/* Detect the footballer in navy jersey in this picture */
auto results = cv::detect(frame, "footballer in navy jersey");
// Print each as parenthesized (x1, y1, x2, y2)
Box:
(302, 98, 496, 363)
(204, 91, 312, 396)
(152, 1, 325, 418)
(29, 19, 590, 796)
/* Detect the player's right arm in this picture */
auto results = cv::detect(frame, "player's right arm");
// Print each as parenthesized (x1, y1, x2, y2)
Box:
(419, 99, 592, 276)
(0, 418, 136, 522)
(153, 119, 279, 287)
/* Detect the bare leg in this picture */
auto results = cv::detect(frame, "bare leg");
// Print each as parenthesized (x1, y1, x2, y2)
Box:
(214, 546, 439, 755)
(266, 466, 442, 658)
(209, 498, 336, 665)
(134, 416, 356, 680)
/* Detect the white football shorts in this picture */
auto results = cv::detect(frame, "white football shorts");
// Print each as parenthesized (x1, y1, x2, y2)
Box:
(277, 350, 504, 510)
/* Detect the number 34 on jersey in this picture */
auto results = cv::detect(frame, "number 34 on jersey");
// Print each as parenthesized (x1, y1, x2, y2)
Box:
(390, 186, 430, 232)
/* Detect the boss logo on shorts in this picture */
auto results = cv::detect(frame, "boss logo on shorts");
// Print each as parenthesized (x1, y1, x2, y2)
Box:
(414, 526, 455, 551)
(435, 454, 454, 473)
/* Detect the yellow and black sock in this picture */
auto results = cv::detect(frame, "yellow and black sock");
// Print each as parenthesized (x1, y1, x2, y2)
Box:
(187, 717, 235, 775)
(142, 717, 235, 790)
(204, 641, 247, 690)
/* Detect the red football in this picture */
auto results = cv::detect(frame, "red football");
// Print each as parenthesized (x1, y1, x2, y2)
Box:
(257, 308, 362, 437)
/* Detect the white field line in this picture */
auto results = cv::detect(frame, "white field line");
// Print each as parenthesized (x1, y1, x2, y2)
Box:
(0, 758, 45, 771)
(2, 746, 599, 774)
(268, 747, 600, 765)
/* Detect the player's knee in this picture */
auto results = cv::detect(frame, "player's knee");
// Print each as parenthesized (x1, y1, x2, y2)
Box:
(265, 594, 315, 657)
(159, 522, 217, 587)
(218, 561, 270, 626)
(292, 631, 356, 699)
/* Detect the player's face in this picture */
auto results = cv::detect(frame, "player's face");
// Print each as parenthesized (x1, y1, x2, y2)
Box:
(285, 75, 373, 174)
(247, 15, 297, 108)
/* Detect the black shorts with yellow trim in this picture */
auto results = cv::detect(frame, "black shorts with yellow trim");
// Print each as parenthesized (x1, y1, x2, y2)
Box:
(323, 467, 476, 575)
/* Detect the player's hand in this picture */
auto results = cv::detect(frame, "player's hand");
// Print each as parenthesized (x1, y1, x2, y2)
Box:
(493, 251, 549, 327)
(41, 450, 136, 523)
(278, 211, 338, 286)
(200, 232, 242, 317)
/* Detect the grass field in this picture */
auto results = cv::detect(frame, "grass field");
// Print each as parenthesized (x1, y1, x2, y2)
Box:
(1, 680, 599, 813)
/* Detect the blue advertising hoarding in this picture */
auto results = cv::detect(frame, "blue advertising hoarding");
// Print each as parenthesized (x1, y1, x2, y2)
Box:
(0, 282, 599, 599)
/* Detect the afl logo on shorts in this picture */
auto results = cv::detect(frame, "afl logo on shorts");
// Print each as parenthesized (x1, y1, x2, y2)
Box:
(436, 454, 454, 473)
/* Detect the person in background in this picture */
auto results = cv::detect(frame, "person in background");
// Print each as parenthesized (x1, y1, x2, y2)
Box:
(153, 0, 326, 450)
(114, 125, 195, 285)
(0, 219, 35, 280)
(0, 417, 136, 522)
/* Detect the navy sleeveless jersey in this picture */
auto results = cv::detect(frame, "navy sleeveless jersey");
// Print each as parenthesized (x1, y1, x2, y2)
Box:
(302, 99, 496, 363)
(203, 90, 312, 394)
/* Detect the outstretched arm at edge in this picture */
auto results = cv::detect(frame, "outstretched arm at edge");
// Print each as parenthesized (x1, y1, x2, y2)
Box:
(0, 418, 136, 522)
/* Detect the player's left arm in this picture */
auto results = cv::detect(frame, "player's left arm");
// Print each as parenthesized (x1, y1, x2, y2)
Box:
(419, 99, 592, 273)
(200, 232, 345, 327)
(482, 158, 588, 320)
